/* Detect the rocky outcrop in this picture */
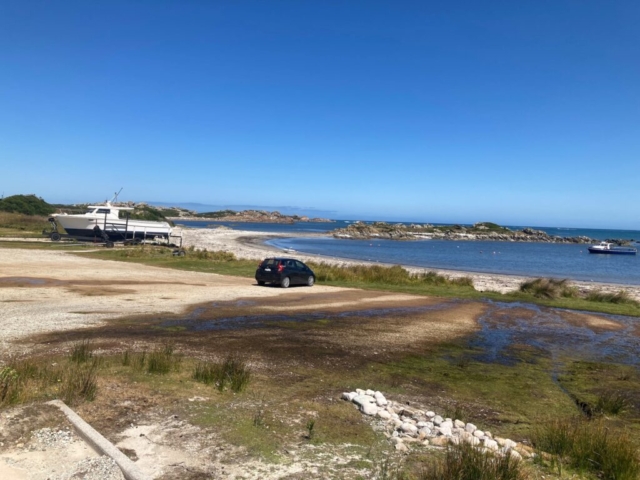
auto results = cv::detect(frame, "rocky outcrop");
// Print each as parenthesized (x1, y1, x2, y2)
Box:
(331, 221, 619, 244)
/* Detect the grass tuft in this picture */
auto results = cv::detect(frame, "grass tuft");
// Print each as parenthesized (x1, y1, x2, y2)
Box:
(192, 355, 251, 393)
(519, 278, 577, 299)
(70, 339, 93, 363)
(595, 391, 630, 416)
(60, 359, 99, 405)
(146, 344, 181, 374)
(309, 262, 474, 288)
(586, 290, 639, 306)
(533, 418, 640, 480)
(418, 443, 527, 480)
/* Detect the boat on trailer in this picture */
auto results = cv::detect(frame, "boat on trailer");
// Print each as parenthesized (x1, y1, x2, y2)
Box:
(48, 203, 173, 246)
(587, 242, 637, 255)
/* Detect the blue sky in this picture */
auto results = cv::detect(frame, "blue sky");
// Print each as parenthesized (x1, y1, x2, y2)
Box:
(1, 1, 638, 228)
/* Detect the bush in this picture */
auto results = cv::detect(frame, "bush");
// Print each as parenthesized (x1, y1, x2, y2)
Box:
(533, 418, 640, 480)
(0, 194, 55, 216)
(519, 278, 577, 299)
(419, 443, 527, 480)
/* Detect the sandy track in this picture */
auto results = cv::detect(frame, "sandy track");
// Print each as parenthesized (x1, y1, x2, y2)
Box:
(0, 248, 350, 356)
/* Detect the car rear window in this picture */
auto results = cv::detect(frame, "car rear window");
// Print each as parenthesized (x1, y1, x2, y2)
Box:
(261, 259, 279, 267)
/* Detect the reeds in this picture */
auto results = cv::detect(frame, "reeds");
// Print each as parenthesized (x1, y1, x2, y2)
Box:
(533, 418, 640, 480)
(519, 278, 577, 299)
(192, 355, 251, 393)
(418, 443, 527, 480)
(595, 391, 630, 416)
(309, 263, 474, 288)
(121, 345, 181, 374)
(586, 290, 639, 306)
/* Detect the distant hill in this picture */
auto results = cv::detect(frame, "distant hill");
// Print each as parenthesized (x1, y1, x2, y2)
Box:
(0, 194, 55, 216)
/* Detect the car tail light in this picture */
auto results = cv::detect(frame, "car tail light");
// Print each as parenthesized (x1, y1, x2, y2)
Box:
(277, 263, 285, 273)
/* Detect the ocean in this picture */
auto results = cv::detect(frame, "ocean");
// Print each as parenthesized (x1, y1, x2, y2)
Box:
(176, 220, 640, 285)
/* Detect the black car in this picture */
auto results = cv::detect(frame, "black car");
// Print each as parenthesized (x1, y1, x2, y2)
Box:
(255, 257, 315, 288)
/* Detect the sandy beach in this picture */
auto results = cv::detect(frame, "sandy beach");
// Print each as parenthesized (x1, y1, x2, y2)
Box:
(180, 226, 640, 301)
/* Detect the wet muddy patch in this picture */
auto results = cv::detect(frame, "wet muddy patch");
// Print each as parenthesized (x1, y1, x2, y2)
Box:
(469, 301, 640, 367)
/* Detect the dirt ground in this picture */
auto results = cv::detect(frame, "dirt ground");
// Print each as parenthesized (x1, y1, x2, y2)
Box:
(0, 247, 489, 479)
(1, 247, 636, 479)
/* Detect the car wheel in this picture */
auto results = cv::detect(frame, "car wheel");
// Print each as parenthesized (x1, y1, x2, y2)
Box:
(257, 281, 265, 286)
(307, 275, 315, 287)
(281, 277, 290, 288)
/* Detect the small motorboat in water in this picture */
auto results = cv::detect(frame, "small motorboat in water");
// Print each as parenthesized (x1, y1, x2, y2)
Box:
(587, 242, 637, 255)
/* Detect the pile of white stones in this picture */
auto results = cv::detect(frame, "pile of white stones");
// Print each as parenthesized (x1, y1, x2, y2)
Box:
(341, 389, 533, 459)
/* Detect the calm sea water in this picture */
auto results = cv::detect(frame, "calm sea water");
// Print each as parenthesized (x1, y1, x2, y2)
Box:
(176, 220, 640, 284)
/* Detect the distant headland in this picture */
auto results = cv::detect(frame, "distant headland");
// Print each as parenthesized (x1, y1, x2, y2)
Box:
(330, 221, 631, 245)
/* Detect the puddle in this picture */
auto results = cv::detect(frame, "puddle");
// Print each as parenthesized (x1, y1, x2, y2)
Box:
(470, 301, 640, 367)
(0, 277, 54, 286)
(160, 303, 453, 331)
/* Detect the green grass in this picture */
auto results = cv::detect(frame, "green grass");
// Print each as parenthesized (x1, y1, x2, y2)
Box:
(533, 418, 640, 480)
(418, 443, 527, 480)
(193, 355, 251, 392)
(0, 212, 50, 237)
(70, 246, 640, 317)
(519, 278, 578, 299)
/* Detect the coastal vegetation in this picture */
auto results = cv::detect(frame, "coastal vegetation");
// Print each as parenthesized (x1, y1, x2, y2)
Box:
(0, 194, 55, 216)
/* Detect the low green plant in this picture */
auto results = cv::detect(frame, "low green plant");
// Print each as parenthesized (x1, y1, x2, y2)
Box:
(0, 367, 20, 405)
(192, 356, 251, 393)
(595, 391, 630, 416)
(60, 360, 99, 405)
(70, 339, 93, 363)
(306, 419, 316, 440)
(586, 290, 639, 306)
(533, 418, 640, 480)
(309, 263, 473, 288)
(519, 278, 577, 299)
(418, 443, 526, 480)
(146, 344, 181, 374)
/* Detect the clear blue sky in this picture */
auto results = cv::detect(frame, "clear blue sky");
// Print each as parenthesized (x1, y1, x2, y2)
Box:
(1, 1, 638, 228)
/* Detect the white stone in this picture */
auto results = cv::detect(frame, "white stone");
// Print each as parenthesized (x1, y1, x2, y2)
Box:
(437, 425, 452, 437)
(374, 392, 387, 406)
(416, 421, 429, 428)
(418, 427, 432, 438)
(352, 395, 375, 408)
(377, 410, 391, 420)
(395, 442, 408, 452)
(440, 420, 453, 430)
(391, 436, 403, 444)
(361, 403, 378, 416)
(454, 419, 465, 428)
(425, 411, 436, 418)
(433, 415, 443, 426)
(365, 389, 375, 396)
(392, 430, 399, 438)
(484, 431, 492, 439)
(465, 423, 477, 434)
(509, 449, 522, 461)
(342, 392, 357, 402)
(473, 430, 484, 438)
(483, 439, 499, 451)
(391, 413, 399, 420)
(386, 407, 396, 415)
(401, 423, 418, 435)
(504, 439, 517, 450)
(356, 388, 365, 395)
(393, 419, 403, 429)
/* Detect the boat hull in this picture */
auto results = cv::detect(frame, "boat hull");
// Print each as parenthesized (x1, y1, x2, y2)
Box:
(53, 215, 172, 241)
(588, 247, 636, 255)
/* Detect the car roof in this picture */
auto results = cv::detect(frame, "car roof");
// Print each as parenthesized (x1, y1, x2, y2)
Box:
(264, 257, 299, 261)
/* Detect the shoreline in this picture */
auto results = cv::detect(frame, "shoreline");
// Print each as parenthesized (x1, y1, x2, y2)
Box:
(180, 227, 640, 301)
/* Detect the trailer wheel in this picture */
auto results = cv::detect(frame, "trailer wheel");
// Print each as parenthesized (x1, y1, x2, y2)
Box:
(105, 241, 115, 248)
(50, 232, 61, 242)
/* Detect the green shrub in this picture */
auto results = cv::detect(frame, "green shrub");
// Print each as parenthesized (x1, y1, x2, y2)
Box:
(419, 443, 527, 480)
(0, 367, 20, 406)
(519, 278, 577, 299)
(0, 194, 55, 216)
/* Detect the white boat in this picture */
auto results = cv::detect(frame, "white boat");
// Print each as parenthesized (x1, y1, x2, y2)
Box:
(51, 202, 172, 242)
(587, 242, 637, 255)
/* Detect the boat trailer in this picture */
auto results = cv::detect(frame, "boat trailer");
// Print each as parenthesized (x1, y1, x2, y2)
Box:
(44, 216, 185, 254)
